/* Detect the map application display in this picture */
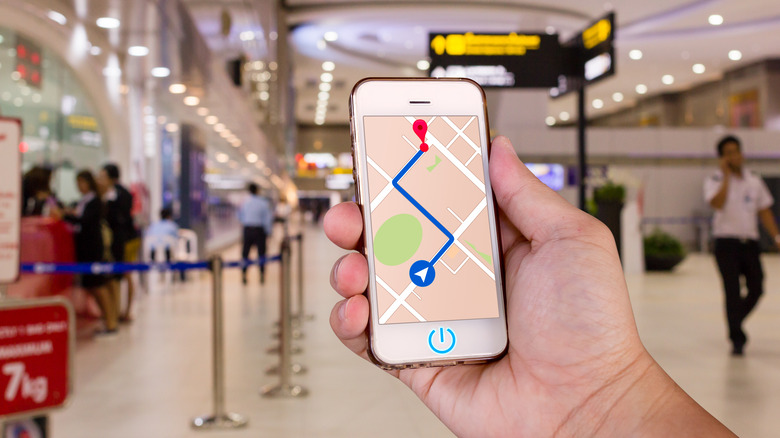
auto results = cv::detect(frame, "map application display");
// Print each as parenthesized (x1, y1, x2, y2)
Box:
(363, 116, 500, 325)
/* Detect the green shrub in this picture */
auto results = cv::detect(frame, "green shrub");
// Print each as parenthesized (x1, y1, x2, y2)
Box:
(593, 181, 626, 203)
(644, 228, 685, 258)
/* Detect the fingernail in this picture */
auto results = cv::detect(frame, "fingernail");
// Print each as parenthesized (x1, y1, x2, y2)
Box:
(331, 257, 342, 289)
(339, 298, 350, 321)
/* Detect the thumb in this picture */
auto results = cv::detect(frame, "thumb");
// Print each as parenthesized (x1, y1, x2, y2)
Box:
(488, 136, 582, 242)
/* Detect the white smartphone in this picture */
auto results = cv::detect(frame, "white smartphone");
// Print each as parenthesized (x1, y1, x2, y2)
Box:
(349, 78, 508, 369)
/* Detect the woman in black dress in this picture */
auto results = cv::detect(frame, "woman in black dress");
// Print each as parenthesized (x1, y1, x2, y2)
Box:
(64, 170, 118, 333)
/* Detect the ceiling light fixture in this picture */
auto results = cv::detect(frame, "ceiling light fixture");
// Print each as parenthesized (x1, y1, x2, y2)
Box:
(628, 49, 643, 60)
(246, 153, 258, 163)
(319, 82, 331, 92)
(128, 46, 149, 57)
(205, 116, 218, 125)
(559, 111, 570, 122)
(592, 99, 604, 109)
(545, 116, 556, 126)
(47, 10, 67, 25)
(416, 60, 430, 71)
(216, 153, 229, 163)
(323, 31, 338, 42)
(728, 50, 742, 61)
(708, 14, 724, 26)
(96, 17, 120, 29)
(169, 83, 187, 94)
(183, 96, 200, 106)
(692, 63, 706, 74)
(214, 123, 226, 132)
(636, 84, 648, 94)
(662, 74, 674, 85)
(612, 92, 624, 102)
(322, 61, 335, 72)
(318, 91, 330, 101)
(151, 67, 170, 77)
(196, 107, 209, 117)
(320, 72, 333, 83)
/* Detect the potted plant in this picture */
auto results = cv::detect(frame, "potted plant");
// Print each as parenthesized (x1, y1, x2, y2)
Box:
(644, 228, 686, 271)
(593, 181, 626, 257)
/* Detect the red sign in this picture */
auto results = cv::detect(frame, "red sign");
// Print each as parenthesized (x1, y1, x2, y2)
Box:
(0, 117, 22, 284)
(0, 299, 74, 419)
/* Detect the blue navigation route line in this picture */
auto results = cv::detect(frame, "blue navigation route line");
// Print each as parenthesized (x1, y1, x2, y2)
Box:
(392, 145, 455, 287)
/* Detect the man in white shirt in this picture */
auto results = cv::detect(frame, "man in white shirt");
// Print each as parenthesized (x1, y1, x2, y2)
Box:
(704, 135, 780, 356)
(238, 183, 274, 285)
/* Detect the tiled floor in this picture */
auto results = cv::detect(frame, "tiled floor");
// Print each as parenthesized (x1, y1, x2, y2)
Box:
(40, 225, 780, 437)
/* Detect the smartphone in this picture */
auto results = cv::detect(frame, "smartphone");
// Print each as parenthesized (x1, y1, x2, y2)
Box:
(349, 78, 508, 369)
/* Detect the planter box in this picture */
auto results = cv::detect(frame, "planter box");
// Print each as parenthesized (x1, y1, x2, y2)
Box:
(644, 254, 684, 271)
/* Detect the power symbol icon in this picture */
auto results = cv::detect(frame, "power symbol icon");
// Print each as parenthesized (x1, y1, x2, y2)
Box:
(428, 327, 456, 354)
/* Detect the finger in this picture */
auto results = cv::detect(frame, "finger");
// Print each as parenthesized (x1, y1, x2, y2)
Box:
(489, 136, 587, 242)
(324, 202, 363, 250)
(330, 252, 369, 298)
(329, 295, 370, 360)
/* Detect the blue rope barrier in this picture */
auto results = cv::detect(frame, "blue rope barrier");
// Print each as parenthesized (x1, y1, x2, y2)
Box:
(20, 254, 283, 275)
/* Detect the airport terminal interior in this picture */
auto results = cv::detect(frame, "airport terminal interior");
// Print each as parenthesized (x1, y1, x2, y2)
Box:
(2, 0, 780, 436)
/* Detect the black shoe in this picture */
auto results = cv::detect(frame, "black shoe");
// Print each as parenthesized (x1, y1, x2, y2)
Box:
(242, 275, 247, 285)
(731, 343, 744, 356)
(260, 273, 265, 285)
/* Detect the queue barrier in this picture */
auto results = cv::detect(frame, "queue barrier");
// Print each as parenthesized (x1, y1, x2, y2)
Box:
(19, 232, 310, 431)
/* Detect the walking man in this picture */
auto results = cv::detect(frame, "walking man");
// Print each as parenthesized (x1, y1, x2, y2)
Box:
(239, 183, 273, 284)
(705, 135, 780, 356)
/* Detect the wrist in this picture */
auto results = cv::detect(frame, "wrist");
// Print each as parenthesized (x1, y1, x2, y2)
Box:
(560, 352, 732, 436)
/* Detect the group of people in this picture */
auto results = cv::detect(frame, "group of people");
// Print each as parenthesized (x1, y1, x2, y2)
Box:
(23, 163, 139, 335)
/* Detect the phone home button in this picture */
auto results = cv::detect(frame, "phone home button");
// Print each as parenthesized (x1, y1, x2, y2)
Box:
(428, 327, 456, 354)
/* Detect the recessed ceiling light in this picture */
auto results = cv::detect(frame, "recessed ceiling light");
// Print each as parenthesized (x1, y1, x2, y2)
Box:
(183, 96, 200, 106)
(323, 31, 338, 42)
(315, 119, 325, 125)
(728, 50, 742, 61)
(205, 116, 218, 125)
(47, 10, 67, 25)
(220, 130, 231, 138)
(247, 153, 258, 163)
(708, 14, 724, 26)
(322, 61, 335, 71)
(214, 123, 226, 132)
(259, 91, 270, 101)
(151, 67, 170, 77)
(559, 111, 570, 122)
(96, 17, 120, 29)
(592, 99, 604, 109)
(165, 123, 179, 133)
(321, 73, 333, 83)
(216, 153, 229, 163)
(319, 82, 331, 92)
(629, 49, 643, 60)
(169, 83, 187, 94)
(232, 139, 242, 147)
(239, 31, 254, 42)
(416, 60, 430, 71)
(318, 91, 330, 101)
(636, 84, 648, 94)
(692, 63, 706, 74)
(128, 46, 149, 57)
(545, 116, 556, 126)
(196, 107, 209, 116)
(545, 26, 556, 35)
(662, 74, 674, 85)
(612, 92, 624, 102)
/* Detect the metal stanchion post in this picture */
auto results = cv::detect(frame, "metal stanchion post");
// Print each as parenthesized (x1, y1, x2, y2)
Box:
(294, 233, 314, 322)
(192, 257, 248, 430)
(261, 238, 308, 397)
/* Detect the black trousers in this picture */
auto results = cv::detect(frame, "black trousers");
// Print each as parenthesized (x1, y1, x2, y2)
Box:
(242, 226, 268, 276)
(714, 238, 764, 346)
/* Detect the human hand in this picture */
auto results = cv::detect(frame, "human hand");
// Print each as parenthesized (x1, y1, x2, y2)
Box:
(325, 136, 733, 437)
(719, 156, 731, 177)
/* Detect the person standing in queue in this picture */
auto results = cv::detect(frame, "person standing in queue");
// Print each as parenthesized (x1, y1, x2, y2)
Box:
(98, 163, 138, 323)
(63, 170, 117, 334)
(238, 183, 273, 285)
(704, 135, 780, 356)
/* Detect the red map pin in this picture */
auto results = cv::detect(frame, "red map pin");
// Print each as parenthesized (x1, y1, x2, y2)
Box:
(413, 119, 429, 152)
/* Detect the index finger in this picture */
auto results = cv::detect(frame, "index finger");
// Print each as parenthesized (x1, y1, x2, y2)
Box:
(324, 202, 364, 250)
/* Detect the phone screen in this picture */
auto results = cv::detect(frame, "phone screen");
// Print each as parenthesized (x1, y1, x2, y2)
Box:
(362, 115, 500, 325)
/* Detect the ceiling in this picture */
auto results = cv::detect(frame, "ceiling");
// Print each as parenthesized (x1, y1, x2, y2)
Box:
(285, 0, 780, 127)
